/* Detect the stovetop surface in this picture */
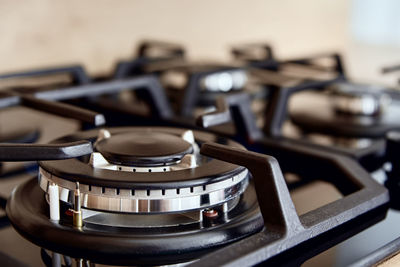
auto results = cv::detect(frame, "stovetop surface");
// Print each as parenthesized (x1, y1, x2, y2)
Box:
(0, 46, 399, 266)
(0, 107, 396, 267)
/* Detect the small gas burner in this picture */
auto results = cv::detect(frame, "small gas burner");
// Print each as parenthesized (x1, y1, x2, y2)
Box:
(329, 82, 391, 116)
(289, 81, 400, 138)
(147, 61, 250, 117)
(113, 41, 255, 119)
(7, 127, 263, 266)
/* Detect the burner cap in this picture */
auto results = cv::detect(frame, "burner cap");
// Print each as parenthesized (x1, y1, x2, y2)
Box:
(38, 127, 248, 214)
(96, 131, 193, 166)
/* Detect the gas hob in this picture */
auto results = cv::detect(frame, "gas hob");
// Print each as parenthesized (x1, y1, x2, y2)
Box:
(0, 40, 399, 267)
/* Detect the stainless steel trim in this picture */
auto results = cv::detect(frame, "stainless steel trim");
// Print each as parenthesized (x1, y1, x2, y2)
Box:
(81, 197, 240, 228)
(38, 167, 249, 213)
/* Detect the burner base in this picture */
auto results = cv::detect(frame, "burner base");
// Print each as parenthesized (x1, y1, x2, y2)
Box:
(7, 177, 263, 266)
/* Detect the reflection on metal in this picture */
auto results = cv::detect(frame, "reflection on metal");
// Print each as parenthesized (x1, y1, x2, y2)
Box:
(329, 82, 391, 116)
(201, 70, 248, 92)
(82, 198, 239, 228)
(39, 168, 249, 213)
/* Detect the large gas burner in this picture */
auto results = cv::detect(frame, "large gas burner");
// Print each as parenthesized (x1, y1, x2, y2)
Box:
(38, 127, 250, 214)
(7, 127, 262, 266)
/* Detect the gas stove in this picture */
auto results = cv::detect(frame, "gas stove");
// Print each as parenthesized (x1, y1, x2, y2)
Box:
(0, 41, 399, 267)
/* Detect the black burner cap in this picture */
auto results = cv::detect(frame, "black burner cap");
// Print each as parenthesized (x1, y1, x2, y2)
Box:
(96, 131, 193, 166)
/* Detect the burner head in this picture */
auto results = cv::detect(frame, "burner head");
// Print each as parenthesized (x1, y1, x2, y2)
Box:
(38, 127, 250, 214)
(7, 127, 263, 265)
(329, 82, 391, 116)
(95, 131, 193, 166)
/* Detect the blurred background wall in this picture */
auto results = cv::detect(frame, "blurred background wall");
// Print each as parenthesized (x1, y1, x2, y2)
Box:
(1, 0, 400, 84)
(0, 0, 346, 73)
(2, 0, 399, 85)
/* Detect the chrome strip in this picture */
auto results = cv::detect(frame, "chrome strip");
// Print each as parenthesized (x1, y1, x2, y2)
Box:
(39, 167, 249, 213)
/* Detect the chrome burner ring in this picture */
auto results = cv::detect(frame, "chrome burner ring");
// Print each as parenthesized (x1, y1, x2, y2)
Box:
(39, 167, 249, 214)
